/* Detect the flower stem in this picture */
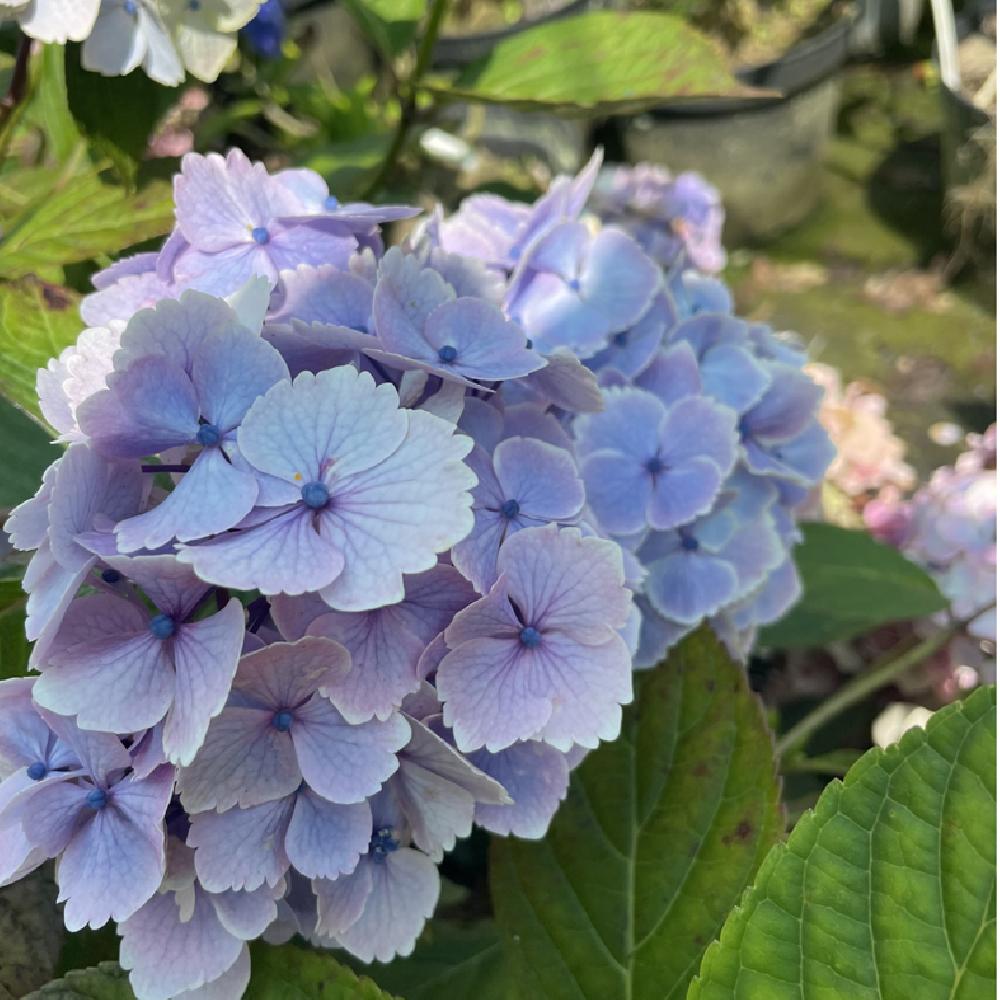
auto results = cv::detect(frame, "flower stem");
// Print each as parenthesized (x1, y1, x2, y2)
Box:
(361, 0, 451, 199)
(775, 621, 965, 759)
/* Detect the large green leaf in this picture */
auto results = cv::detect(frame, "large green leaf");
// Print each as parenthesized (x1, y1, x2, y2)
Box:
(759, 522, 949, 649)
(0, 279, 82, 425)
(0, 868, 64, 998)
(358, 919, 510, 1000)
(490, 627, 783, 1000)
(430, 12, 757, 114)
(0, 173, 173, 279)
(23, 963, 133, 1000)
(245, 941, 396, 998)
(689, 684, 997, 999)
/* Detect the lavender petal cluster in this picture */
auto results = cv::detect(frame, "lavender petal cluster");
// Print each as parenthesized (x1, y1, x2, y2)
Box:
(3, 149, 645, 997)
(439, 153, 834, 663)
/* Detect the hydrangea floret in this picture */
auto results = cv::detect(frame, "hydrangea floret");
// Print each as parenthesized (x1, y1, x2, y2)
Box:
(1, 149, 832, 996)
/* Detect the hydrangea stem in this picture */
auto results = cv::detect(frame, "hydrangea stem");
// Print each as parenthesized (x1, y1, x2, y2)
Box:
(775, 619, 969, 760)
(361, 0, 451, 199)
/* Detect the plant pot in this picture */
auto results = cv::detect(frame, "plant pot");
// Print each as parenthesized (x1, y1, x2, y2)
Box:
(430, 0, 597, 174)
(620, 6, 856, 243)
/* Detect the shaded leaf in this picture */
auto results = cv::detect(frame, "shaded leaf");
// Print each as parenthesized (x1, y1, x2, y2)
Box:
(430, 12, 758, 114)
(0, 279, 82, 425)
(24, 964, 133, 1000)
(689, 685, 997, 999)
(358, 919, 510, 1000)
(245, 941, 396, 999)
(759, 523, 949, 649)
(0, 394, 60, 505)
(0, 173, 173, 279)
(0, 868, 64, 997)
(65, 47, 176, 179)
(490, 626, 782, 1000)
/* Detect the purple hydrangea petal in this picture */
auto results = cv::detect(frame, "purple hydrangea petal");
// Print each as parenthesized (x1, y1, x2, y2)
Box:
(500, 525, 631, 644)
(308, 610, 426, 723)
(189, 796, 295, 892)
(494, 437, 584, 522)
(239, 367, 407, 484)
(469, 740, 570, 839)
(78, 355, 199, 459)
(581, 451, 652, 537)
(179, 505, 346, 595)
(316, 409, 475, 611)
(332, 849, 440, 963)
(119, 888, 246, 1000)
(178, 706, 302, 812)
(645, 549, 740, 624)
(34, 594, 175, 735)
(285, 788, 371, 880)
(117, 448, 260, 552)
(162, 599, 247, 766)
(290, 696, 408, 804)
(58, 764, 174, 930)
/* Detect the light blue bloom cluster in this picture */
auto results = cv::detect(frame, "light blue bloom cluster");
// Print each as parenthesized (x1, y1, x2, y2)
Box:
(2, 149, 831, 996)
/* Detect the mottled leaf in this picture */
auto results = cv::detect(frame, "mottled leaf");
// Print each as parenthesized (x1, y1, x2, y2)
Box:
(430, 12, 758, 114)
(759, 523, 948, 649)
(491, 626, 782, 1000)
(690, 685, 997, 999)
(0, 868, 64, 997)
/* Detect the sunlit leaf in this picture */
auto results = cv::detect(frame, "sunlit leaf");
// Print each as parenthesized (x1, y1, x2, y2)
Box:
(491, 627, 782, 1000)
(429, 12, 759, 114)
(690, 685, 997, 999)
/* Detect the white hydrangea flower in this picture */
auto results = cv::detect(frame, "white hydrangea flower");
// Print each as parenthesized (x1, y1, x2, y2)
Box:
(82, 0, 185, 85)
(0, 0, 100, 42)
(164, 0, 263, 82)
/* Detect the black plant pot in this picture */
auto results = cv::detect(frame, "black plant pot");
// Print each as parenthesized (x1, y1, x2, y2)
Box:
(620, 6, 857, 243)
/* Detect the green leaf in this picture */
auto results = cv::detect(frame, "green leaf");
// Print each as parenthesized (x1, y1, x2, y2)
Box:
(429, 12, 757, 114)
(65, 46, 176, 178)
(759, 523, 949, 649)
(0, 394, 60, 506)
(245, 941, 397, 999)
(342, 0, 426, 59)
(23, 963, 133, 1000)
(0, 173, 173, 279)
(490, 626, 783, 1000)
(0, 279, 82, 424)
(0, 868, 64, 997)
(357, 919, 510, 1000)
(689, 685, 997, 999)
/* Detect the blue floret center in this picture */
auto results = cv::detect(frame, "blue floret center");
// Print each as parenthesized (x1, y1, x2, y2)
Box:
(149, 613, 176, 640)
(437, 344, 458, 364)
(519, 625, 542, 648)
(680, 533, 699, 552)
(272, 710, 294, 732)
(85, 787, 108, 810)
(370, 826, 399, 861)
(500, 498, 520, 519)
(27, 761, 47, 781)
(196, 422, 221, 447)
(251, 226, 270, 245)
(301, 480, 330, 510)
